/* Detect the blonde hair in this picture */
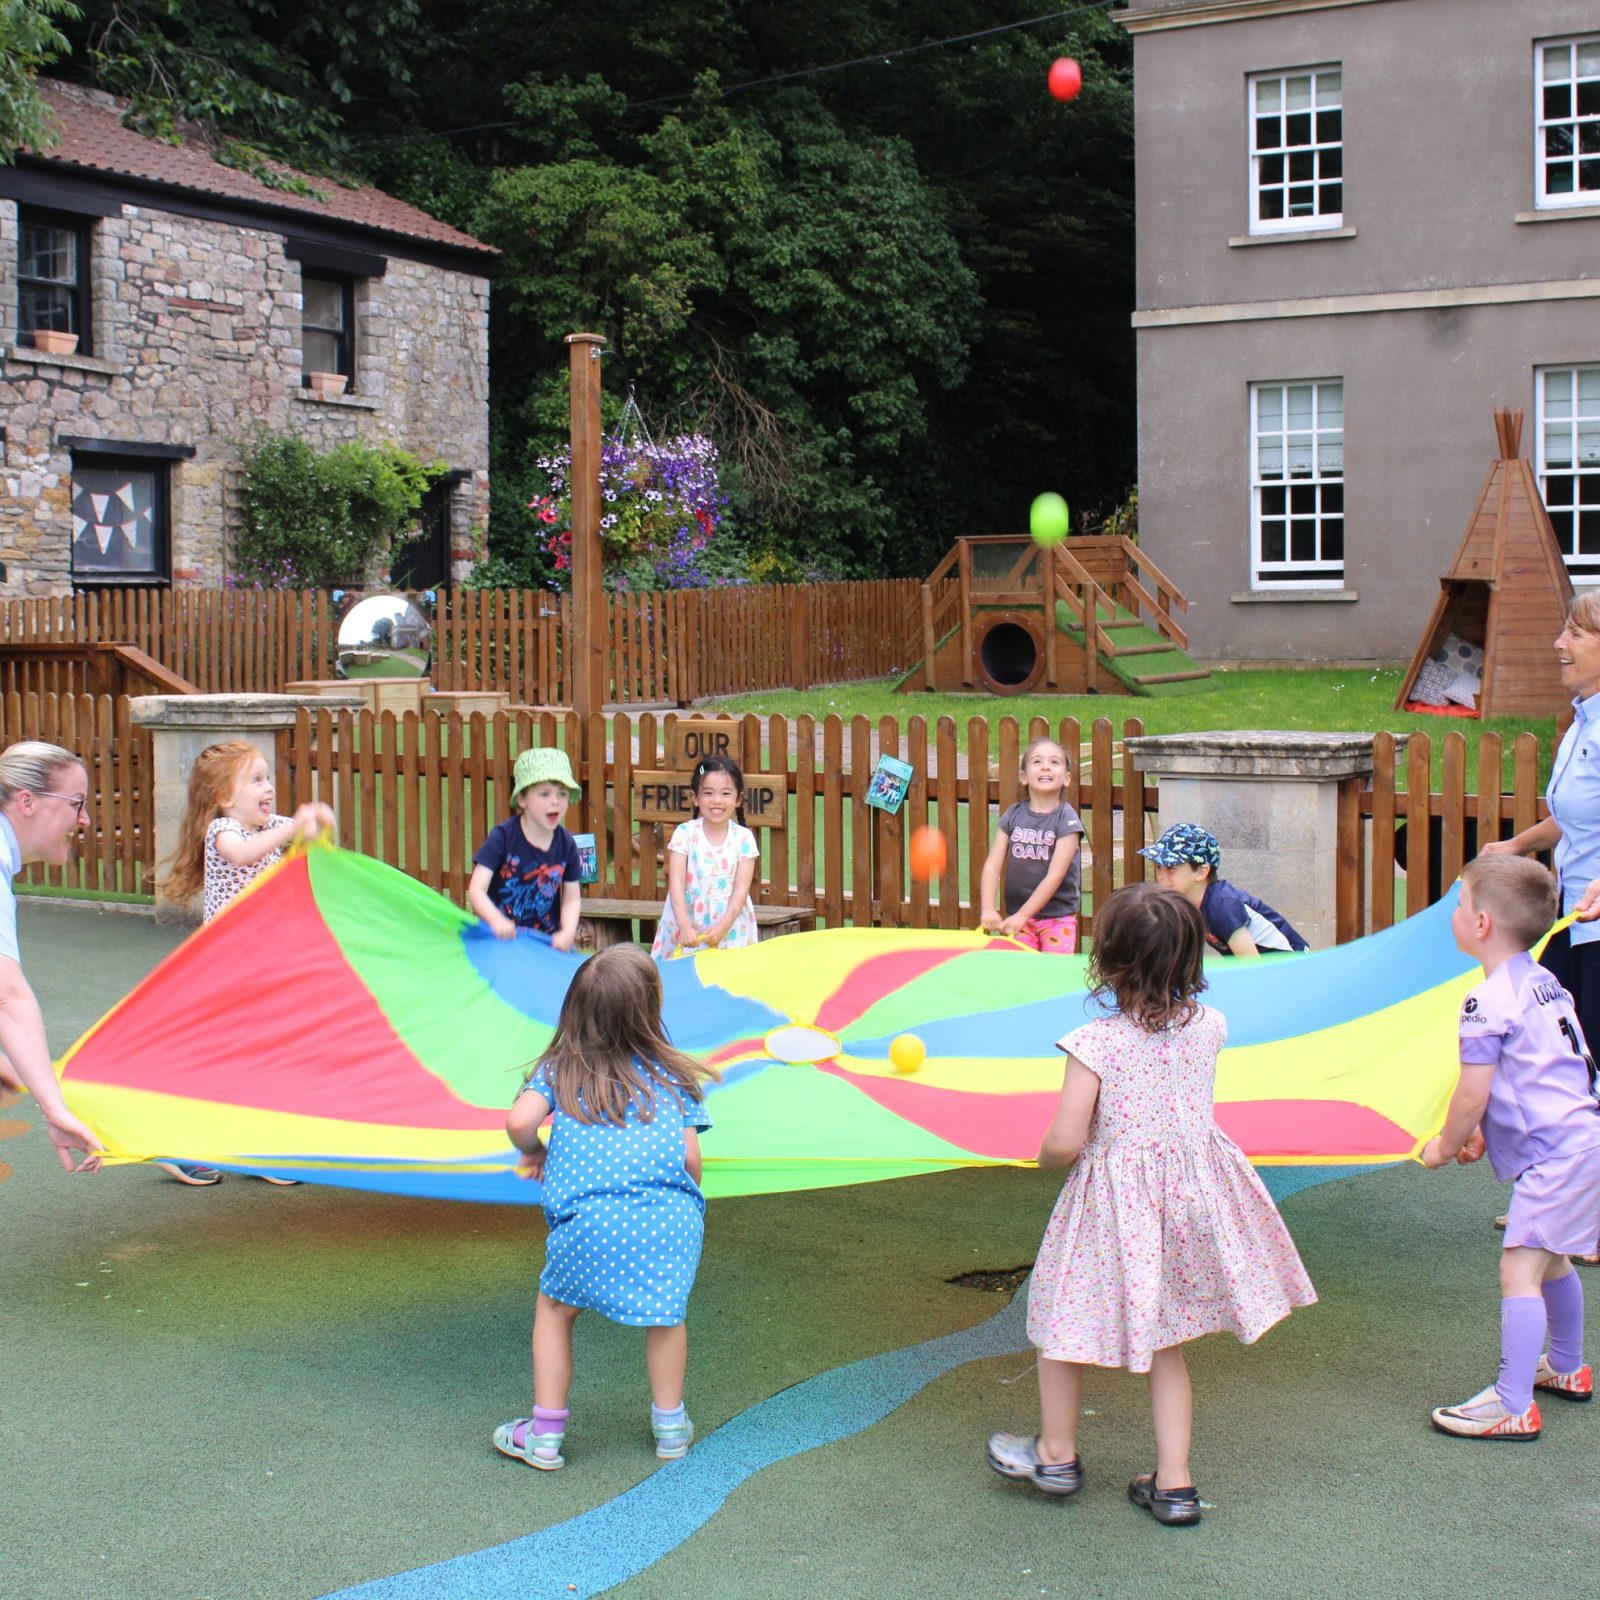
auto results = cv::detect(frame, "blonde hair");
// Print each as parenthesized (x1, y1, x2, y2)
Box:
(1569, 591, 1600, 636)
(0, 740, 82, 807)
(163, 741, 265, 902)
(1462, 854, 1559, 951)
(529, 943, 719, 1127)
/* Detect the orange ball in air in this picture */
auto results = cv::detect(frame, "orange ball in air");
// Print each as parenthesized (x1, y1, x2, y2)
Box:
(909, 826, 948, 881)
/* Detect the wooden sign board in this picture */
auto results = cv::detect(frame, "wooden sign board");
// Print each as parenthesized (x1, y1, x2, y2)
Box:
(632, 771, 787, 829)
(667, 718, 743, 771)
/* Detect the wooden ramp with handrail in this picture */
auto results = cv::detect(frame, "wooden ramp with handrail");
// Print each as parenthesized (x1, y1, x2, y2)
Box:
(894, 535, 1212, 697)
(1, 642, 200, 699)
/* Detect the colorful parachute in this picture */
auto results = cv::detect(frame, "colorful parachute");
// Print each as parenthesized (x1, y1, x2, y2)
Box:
(57, 843, 1477, 1201)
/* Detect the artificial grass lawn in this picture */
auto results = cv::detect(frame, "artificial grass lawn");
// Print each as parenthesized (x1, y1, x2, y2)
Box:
(706, 665, 1559, 792)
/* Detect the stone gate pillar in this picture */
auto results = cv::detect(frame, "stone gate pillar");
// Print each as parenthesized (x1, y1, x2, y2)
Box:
(131, 693, 361, 923)
(1123, 731, 1393, 949)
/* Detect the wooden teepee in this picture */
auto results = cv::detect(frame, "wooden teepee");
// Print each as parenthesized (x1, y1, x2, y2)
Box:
(1395, 409, 1573, 719)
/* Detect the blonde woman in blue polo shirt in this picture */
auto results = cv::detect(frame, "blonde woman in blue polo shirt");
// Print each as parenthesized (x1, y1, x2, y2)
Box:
(1482, 592, 1600, 1260)
(0, 741, 103, 1173)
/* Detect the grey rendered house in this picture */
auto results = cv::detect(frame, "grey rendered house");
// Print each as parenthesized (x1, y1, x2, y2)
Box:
(1125, 0, 1600, 664)
(0, 78, 495, 596)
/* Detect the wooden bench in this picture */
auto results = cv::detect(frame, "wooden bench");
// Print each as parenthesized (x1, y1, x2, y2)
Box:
(575, 897, 816, 952)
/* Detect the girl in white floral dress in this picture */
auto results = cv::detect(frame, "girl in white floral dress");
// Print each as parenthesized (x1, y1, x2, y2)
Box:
(987, 883, 1316, 1525)
(652, 757, 760, 958)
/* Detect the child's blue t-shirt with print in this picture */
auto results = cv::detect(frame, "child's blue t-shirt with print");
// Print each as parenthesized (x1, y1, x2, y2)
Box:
(473, 817, 581, 932)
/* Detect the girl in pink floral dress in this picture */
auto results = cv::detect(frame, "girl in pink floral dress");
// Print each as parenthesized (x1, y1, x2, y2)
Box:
(652, 757, 760, 958)
(988, 883, 1316, 1525)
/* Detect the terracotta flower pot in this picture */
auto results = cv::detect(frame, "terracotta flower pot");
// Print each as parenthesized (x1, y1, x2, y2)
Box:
(31, 328, 78, 355)
(305, 370, 348, 396)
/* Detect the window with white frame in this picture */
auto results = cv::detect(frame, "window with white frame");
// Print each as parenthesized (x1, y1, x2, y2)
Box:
(1249, 68, 1343, 234)
(1251, 381, 1344, 587)
(1537, 366, 1600, 579)
(1537, 37, 1600, 209)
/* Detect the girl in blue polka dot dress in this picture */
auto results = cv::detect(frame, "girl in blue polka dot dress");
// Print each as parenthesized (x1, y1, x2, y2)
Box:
(495, 943, 720, 1471)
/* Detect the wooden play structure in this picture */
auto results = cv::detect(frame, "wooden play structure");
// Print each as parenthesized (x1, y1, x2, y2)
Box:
(1395, 410, 1572, 719)
(896, 534, 1210, 696)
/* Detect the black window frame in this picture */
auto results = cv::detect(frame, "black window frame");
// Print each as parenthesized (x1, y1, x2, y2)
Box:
(17, 205, 93, 355)
(301, 269, 355, 388)
(67, 449, 175, 590)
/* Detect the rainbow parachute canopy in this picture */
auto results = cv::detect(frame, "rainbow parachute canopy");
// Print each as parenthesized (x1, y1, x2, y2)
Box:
(59, 845, 1476, 1200)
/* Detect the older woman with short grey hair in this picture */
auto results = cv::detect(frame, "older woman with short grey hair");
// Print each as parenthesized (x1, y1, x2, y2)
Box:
(0, 741, 104, 1171)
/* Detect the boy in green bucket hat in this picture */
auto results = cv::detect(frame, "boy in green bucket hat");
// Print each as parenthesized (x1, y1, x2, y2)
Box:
(469, 747, 584, 949)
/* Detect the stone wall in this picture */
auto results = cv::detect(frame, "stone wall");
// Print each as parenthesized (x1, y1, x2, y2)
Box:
(0, 197, 490, 594)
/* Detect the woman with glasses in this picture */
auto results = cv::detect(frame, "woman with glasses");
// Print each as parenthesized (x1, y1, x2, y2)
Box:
(0, 740, 104, 1172)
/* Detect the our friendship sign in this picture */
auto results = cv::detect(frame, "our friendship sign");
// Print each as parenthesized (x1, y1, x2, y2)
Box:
(632, 718, 786, 829)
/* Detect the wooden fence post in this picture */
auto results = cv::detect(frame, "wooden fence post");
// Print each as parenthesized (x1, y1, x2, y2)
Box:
(566, 332, 608, 744)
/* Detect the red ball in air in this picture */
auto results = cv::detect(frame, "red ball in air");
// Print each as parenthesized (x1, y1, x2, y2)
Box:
(1048, 57, 1083, 103)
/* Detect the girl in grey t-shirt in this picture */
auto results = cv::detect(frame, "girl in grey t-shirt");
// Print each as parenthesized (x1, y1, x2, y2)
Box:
(978, 739, 1085, 953)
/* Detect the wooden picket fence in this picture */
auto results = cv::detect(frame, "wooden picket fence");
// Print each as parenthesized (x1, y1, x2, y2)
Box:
(1, 691, 155, 895)
(1, 699, 1560, 940)
(277, 709, 1155, 931)
(0, 581, 921, 705)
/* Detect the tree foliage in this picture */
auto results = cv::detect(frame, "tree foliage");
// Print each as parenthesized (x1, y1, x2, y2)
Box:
(236, 430, 438, 587)
(0, 0, 80, 161)
(28, 0, 1137, 582)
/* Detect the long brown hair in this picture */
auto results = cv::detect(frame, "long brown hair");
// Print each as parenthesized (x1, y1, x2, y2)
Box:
(1087, 883, 1208, 1033)
(530, 944, 719, 1126)
(163, 741, 263, 901)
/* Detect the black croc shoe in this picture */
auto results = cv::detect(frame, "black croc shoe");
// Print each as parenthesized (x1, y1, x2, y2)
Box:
(1128, 1472, 1202, 1526)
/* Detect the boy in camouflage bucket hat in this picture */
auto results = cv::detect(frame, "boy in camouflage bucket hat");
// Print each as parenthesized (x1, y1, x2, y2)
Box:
(1139, 822, 1308, 957)
(468, 746, 584, 948)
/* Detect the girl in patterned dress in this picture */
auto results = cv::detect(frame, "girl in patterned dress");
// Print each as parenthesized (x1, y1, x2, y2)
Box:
(651, 756, 760, 958)
(159, 741, 333, 1186)
(987, 883, 1316, 1525)
(167, 741, 334, 924)
(496, 944, 720, 1471)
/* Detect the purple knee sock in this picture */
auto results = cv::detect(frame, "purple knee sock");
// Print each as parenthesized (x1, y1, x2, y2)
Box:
(532, 1405, 569, 1436)
(1542, 1270, 1586, 1374)
(1496, 1296, 1547, 1413)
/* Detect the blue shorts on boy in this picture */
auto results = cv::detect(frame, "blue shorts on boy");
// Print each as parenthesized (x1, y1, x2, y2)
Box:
(522, 1064, 712, 1326)
(1459, 950, 1600, 1255)
(1200, 878, 1306, 955)
(473, 817, 581, 933)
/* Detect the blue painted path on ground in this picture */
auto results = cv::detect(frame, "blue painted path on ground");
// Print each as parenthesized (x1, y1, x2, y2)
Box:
(318, 1287, 1031, 1600)
(318, 1163, 1367, 1600)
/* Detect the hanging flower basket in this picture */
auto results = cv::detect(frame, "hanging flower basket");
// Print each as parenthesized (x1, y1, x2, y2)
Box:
(533, 429, 728, 590)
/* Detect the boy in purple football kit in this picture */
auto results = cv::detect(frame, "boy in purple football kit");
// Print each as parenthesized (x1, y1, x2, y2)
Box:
(1423, 854, 1600, 1439)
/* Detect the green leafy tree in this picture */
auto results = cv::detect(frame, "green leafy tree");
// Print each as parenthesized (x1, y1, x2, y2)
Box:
(0, 0, 81, 162)
(35, 0, 1139, 582)
(235, 430, 439, 587)
(56, 0, 429, 177)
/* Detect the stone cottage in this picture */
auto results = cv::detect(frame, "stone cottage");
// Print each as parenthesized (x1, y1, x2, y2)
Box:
(0, 78, 496, 596)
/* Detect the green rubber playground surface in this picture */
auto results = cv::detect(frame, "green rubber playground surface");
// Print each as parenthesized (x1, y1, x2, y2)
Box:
(3, 900, 1596, 1600)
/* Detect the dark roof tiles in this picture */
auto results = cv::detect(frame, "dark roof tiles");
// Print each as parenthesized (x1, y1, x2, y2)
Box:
(23, 78, 495, 259)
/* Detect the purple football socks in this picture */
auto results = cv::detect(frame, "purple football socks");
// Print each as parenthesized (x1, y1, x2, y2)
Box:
(1496, 1295, 1547, 1414)
(1542, 1269, 1586, 1375)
